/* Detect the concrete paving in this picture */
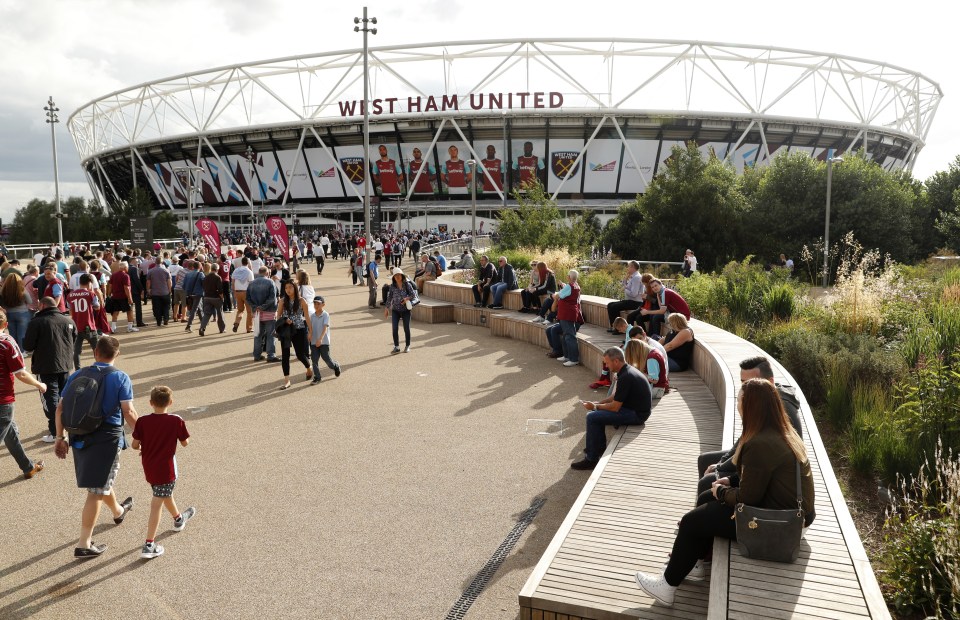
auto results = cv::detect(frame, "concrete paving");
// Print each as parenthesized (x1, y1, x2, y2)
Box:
(0, 267, 598, 619)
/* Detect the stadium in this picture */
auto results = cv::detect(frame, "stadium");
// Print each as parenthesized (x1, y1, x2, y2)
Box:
(67, 39, 942, 233)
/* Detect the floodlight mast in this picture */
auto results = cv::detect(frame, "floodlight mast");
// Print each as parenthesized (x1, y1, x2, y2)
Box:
(354, 7, 377, 263)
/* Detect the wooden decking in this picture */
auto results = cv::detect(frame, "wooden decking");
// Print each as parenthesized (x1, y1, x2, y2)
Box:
(694, 321, 889, 620)
(519, 372, 723, 620)
(414, 273, 890, 619)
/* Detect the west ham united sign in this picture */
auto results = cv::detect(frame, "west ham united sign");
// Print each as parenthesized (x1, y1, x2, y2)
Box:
(340, 157, 365, 185)
(551, 151, 581, 179)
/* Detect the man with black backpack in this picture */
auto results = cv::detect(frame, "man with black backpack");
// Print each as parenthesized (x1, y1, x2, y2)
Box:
(54, 336, 139, 559)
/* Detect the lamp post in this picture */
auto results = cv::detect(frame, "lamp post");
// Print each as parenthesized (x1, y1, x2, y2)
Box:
(467, 159, 477, 248)
(502, 110, 508, 210)
(354, 7, 377, 263)
(44, 96, 64, 249)
(244, 146, 256, 235)
(823, 155, 843, 287)
(174, 165, 204, 248)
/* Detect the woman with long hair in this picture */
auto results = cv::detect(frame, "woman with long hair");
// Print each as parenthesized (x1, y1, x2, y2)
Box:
(0, 274, 31, 350)
(634, 379, 815, 606)
(277, 280, 312, 389)
(296, 270, 315, 314)
(662, 314, 695, 372)
(384, 267, 416, 353)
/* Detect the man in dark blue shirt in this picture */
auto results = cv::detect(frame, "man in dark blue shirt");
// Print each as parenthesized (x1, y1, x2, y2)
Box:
(572, 346, 652, 470)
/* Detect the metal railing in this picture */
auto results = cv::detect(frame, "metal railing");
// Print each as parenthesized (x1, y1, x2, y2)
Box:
(3, 238, 185, 260)
(419, 234, 493, 257)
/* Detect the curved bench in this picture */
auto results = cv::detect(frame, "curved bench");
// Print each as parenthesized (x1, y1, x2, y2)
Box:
(416, 272, 890, 619)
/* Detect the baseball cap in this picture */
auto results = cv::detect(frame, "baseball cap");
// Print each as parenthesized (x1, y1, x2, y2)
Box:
(313, 296, 325, 304)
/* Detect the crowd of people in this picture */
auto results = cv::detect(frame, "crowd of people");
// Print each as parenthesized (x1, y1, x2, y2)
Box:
(1, 235, 815, 589)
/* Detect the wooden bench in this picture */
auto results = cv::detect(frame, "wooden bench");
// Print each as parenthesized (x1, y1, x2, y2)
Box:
(415, 275, 891, 619)
(410, 298, 454, 324)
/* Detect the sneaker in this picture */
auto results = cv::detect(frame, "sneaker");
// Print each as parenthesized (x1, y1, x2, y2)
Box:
(530, 317, 544, 324)
(490, 305, 504, 309)
(110, 322, 117, 331)
(334, 365, 341, 377)
(24, 460, 44, 479)
(127, 325, 139, 333)
(557, 357, 568, 363)
(173, 506, 196, 532)
(546, 351, 562, 358)
(635, 571, 676, 606)
(570, 458, 598, 471)
(74, 543, 107, 558)
(140, 542, 165, 559)
(311, 376, 321, 385)
(403, 345, 411, 353)
(563, 360, 579, 367)
(266, 357, 281, 363)
(114, 496, 134, 524)
(391, 346, 401, 354)
(41, 434, 56, 443)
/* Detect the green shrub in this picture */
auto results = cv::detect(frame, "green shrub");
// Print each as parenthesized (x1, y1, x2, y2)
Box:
(762, 283, 796, 321)
(881, 445, 960, 618)
(848, 382, 891, 474)
(824, 359, 853, 429)
(579, 269, 622, 299)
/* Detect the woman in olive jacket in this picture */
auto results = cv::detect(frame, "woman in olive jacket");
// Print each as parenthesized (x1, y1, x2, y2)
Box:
(634, 378, 816, 607)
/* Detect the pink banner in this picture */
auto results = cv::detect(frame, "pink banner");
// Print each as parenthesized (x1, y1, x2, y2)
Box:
(195, 218, 221, 253)
(266, 216, 290, 258)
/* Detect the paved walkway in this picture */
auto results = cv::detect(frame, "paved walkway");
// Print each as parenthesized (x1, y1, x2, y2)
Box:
(0, 273, 597, 619)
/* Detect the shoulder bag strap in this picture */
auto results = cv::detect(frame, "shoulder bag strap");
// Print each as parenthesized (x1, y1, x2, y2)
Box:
(795, 459, 803, 515)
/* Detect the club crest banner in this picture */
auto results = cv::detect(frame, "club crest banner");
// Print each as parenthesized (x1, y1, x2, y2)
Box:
(340, 157, 365, 185)
(266, 216, 290, 258)
(551, 151, 581, 179)
(195, 218, 221, 253)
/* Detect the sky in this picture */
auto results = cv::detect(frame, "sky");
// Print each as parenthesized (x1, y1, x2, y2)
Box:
(1, 0, 956, 224)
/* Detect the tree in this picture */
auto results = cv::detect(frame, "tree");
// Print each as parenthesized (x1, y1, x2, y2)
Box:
(927, 155, 960, 251)
(568, 209, 602, 254)
(9, 199, 58, 244)
(606, 143, 747, 269)
(496, 183, 568, 250)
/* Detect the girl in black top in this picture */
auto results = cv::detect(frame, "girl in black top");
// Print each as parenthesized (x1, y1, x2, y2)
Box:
(662, 314, 695, 372)
(278, 281, 313, 389)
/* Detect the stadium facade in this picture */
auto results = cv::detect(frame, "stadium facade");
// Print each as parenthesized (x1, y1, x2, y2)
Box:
(68, 39, 942, 232)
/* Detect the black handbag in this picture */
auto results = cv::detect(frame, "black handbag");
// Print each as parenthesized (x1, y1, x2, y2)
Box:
(734, 461, 805, 563)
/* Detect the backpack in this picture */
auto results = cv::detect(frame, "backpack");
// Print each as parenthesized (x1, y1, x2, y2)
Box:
(60, 365, 120, 435)
(434, 262, 443, 278)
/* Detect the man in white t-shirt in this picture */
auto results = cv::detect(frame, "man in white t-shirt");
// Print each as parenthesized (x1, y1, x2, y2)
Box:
(319, 235, 330, 258)
(231, 257, 255, 333)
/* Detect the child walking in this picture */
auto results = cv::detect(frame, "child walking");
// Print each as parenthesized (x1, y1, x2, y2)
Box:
(131, 386, 196, 559)
(309, 297, 342, 384)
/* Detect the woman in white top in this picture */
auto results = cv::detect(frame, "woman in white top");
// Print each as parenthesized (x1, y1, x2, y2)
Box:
(296, 270, 316, 315)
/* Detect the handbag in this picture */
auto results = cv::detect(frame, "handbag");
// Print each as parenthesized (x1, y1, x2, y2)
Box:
(734, 461, 804, 563)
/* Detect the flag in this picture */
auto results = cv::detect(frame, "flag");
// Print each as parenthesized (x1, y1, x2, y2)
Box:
(195, 218, 221, 254)
(266, 216, 290, 258)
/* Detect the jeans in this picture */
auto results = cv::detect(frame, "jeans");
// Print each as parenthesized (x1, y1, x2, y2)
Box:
(546, 320, 581, 362)
(74, 329, 99, 371)
(316, 254, 325, 275)
(199, 298, 225, 332)
(368, 284, 378, 307)
(606, 299, 642, 327)
(668, 356, 682, 373)
(5, 308, 29, 351)
(0, 403, 33, 473)
(663, 501, 736, 586)
(310, 343, 340, 378)
(281, 328, 310, 377)
(391, 309, 411, 347)
(490, 282, 512, 306)
(186, 295, 203, 326)
(222, 282, 232, 312)
(38, 372, 68, 437)
(151, 295, 170, 326)
(521, 289, 547, 310)
(584, 405, 646, 462)
(254, 320, 277, 359)
(537, 301, 557, 321)
(472, 284, 490, 306)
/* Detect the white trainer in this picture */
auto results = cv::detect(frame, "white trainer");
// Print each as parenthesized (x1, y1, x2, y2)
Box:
(635, 571, 676, 606)
(557, 357, 568, 363)
(563, 360, 579, 367)
(41, 434, 56, 443)
(127, 325, 139, 332)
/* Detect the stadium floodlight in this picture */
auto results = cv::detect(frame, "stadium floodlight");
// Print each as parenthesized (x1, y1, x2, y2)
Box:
(354, 6, 377, 259)
(44, 96, 64, 249)
(467, 160, 477, 245)
(823, 155, 843, 287)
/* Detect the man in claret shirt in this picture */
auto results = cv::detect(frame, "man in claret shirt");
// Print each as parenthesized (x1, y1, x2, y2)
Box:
(480, 144, 504, 193)
(372, 145, 404, 195)
(407, 148, 436, 195)
(512, 141, 545, 188)
(442, 145, 471, 195)
(67, 274, 101, 370)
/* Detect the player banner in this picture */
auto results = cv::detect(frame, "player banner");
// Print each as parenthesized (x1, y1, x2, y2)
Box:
(195, 218, 221, 253)
(266, 216, 290, 258)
